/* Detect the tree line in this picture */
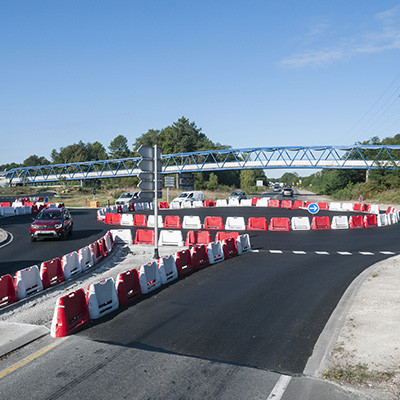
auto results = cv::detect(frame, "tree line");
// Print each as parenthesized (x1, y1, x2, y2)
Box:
(2, 116, 267, 191)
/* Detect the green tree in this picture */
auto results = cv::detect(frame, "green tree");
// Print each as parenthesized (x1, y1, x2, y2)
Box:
(87, 141, 108, 161)
(133, 129, 162, 153)
(108, 135, 132, 159)
(240, 169, 257, 189)
(23, 155, 50, 166)
(206, 173, 219, 190)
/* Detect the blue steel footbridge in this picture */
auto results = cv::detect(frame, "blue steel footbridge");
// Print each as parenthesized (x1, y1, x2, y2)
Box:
(5, 145, 400, 184)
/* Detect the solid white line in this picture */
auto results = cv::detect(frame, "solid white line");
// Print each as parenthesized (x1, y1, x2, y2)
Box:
(267, 374, 292, 400)
(270, 250, 283, 254)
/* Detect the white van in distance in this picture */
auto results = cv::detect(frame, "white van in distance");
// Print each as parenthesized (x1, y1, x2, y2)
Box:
(171, 191, 204, 207)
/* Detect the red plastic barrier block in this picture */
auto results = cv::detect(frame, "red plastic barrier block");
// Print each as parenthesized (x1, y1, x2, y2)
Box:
(134, 229, 155, 245)
(268, 218, 290, 231)
(40, 258, 65, 289)
(104, 213, 122, 225)
(215, 231, 239, 241)
(175, 249, 194, 277)
(0, 274, 17, 307)
(223, 238, 238, 259)
(251, 197, 261, 206)
(104, 213, 113, 224)
(364, 214, 377, 228)
(51, 288, 89, 337)
(349, 215, 364, 229)
(353, 203, 361, 211)
(292, 200, 305, 209)
(0, 202, 11, 207)
(185, 230, 211, 246)
(106, 231, 114, 249)
(281, 200, 293, 209)
(128, 203, 135, 212)
(204, 200, 215, 207)
(164, 215, 182, 229)
(191, 245, 210, 270)
(247, 217, 267, 231)
(133, 214, 147, 227)
(162, 202, 169, 209)
(204, 216, 224, 230)
(98, 237, 108, 257)
(318, 202, 329, 210)
(305, 201, 313, 208)
(90, 241, 104, 263)
(311, 216, 331, 230)
(269, 199, 280, 208)
(116, 268, 142, 306)
(365, 204, 372, 213)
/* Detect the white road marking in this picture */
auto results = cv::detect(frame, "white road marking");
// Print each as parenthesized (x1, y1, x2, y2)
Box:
(380, 251, 395, 255)
(293, 251, 306, 254)
(315, 251, 329, 255)
(337, 251, 352, 256)
(270, 250, 283, 254)
(359, 252, 374, 255)
(266, 374, 292, 400)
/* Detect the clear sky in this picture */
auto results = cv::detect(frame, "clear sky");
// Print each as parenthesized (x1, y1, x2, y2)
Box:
(1, 0, 400, 174)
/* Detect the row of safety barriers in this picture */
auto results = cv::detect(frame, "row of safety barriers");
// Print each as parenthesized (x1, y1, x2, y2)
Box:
(50, 232, 252, 338)
(0, 232, 114, 309)
(101, 211, 399, 232)
(0, 201, 64, 217)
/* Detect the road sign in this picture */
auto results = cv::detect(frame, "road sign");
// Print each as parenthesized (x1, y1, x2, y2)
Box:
(307, 203, 319, 214)
(138, 159, 162, 172)
(138, 180, 163, 191)
(164, 176, 175, 187)
(137, 145, 162, 159)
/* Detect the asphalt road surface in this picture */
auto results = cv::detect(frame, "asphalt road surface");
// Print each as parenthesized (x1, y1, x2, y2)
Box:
(0, 200, 398, 399)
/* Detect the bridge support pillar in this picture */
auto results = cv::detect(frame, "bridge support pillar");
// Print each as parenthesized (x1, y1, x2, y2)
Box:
(80, 180, 85, 187)
(366, 169, 370, 182)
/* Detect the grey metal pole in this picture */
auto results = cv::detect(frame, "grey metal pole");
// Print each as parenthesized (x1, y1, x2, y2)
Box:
(153, 144, 159, 259)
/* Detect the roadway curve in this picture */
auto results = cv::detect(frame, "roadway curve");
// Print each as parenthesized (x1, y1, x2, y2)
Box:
(0, 198, 398, 399)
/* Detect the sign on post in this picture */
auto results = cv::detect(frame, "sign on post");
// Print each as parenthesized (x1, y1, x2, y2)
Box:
(137, 145, 162, 201)
(307, 203, 319, 214)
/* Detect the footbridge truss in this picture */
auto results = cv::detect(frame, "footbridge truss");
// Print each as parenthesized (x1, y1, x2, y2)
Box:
(5, 145, 400, 184)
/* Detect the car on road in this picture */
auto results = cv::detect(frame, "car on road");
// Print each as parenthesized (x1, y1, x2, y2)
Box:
(115, 191, 141, 205)
(171, 191, 204, 207)
(282, 187, 294, 197)
(273, 184, 281, 192)
(229, 190, 246, 201)
(30, 207, 73, 241)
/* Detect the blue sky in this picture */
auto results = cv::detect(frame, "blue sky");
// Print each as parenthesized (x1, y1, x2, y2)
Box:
(1, 0, 400, 175)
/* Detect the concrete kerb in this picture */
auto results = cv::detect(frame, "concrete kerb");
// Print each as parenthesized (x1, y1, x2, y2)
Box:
(304, 255, 397, 377)
(0, 228, 12, 248)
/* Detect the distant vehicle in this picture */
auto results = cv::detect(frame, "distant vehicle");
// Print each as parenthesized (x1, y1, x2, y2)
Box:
(273, 184, 281, 192)
(229, 191, 246, 201)
(282, 187, 294, 197)
(30, 207, 73, 242)
(115, 191, 140, 205)
(171, 191, 204, 206)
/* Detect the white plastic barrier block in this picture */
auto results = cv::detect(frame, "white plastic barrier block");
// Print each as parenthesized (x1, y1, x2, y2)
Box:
(97, 208, 108, 221)
(193, 200, 203, 208)
(370, 205, 380, 214)
(87, 277, 119, 319)
(23, 206, 32, 214)
(121, 204, 129, 213)
(329, 202, 342, 211)
(14, 265, 43, 299)
(225, 216, 246, 230)
(331, 216, 349, 230)
(216, 199, 228, 207)
(158, 255, 178, 284)
(134, 203, 144, 211)
(237, 234, 251, 254)
(110, 229, 133, 244)
(143, 202, 152, 210)
(139, 261, 162, 294)
(207, 241, 225, 264)
(1, 206, 15, 216)
(377, 213, 388, 227)
(104, 233, 113, 253)
(182, 201, 193, 209)
(158, 230, 184, 246)
(341, 203, 353, 212)
(61, 251, 82, 280)
(228, 198, 240, 207)
(12, 201, 24, 208)
(291, 217, 311, 231)
(182, 215, 202, 230)
(14, 207, 24, 215)
(78, 246, 94, 270)
(120, 214, 134, 226)
(147, 215, 164, 228)
(170, 201, 181, 209)
(110, 205, 118, 213)
(256, 198, 269, 207)
(240, 199, 252, 207)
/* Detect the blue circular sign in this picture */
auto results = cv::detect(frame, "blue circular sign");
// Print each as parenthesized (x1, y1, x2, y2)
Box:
(307, 202, 319, 214)
(44, 196, 49, 203)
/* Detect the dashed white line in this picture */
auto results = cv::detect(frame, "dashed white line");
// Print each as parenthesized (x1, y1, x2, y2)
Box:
(337, 251, 352, 256)
(266, 374, 292, 400)
(359, 252, 374, 255)
(315, 251, 329, 255)
(270, 250, 283, 254)
(293, 251, 306, 255)
(380, 251, 395, 255)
